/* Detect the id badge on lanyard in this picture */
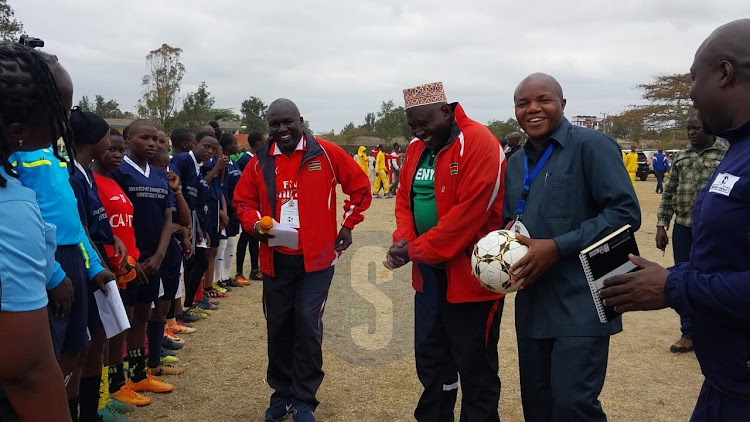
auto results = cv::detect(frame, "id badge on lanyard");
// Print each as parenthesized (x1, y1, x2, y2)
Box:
(280, 199, 300, 229)
(506, 144, 554, 236)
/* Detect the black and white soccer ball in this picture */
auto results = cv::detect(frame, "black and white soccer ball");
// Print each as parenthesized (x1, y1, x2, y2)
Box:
(471, 229, 528, 293)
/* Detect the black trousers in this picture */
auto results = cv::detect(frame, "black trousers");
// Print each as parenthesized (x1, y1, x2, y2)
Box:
(517, 334, 610, 422)
(183, 247, 209, 308)
(655, 170, 665, 193)
(264, 252, 334, 409)
(414, 264, 503, 422)
(236, 230, 259, 274)
(690, 380, 750, 421)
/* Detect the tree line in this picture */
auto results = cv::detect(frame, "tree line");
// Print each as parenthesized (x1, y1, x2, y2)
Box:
(1, 0, 691, 148)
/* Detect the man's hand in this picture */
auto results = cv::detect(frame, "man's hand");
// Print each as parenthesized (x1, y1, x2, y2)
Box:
(112, 236, 128, 268)
(335, 227, 352, 252)
(599, 254, 670, 313)
(655, 226, 669, 251)
(509, 235, 560, 289)
(134, 263, 149, 285)
(383, 239, 409, 270)
(92, 270, 115, 296)
(253, 221, 276, 243)
(141, 254, 164, 277)
(167, 171, 180, 192)
(48, 277, 74, 317)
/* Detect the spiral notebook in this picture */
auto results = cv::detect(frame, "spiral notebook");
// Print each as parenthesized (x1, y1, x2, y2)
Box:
(579, 225, 640, 323)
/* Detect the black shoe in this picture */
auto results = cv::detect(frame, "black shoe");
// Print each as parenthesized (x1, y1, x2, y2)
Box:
(161, 347, 176, 357)
(177, 312, 201, 323)
(162, 336, 184, 350)
(217, 280, 233, 292)
(251, 270, 263, 281)
(227, 278, 243, 288)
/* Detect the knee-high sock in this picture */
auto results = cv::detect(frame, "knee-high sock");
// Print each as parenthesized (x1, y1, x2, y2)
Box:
(222, 236, 236, 281)
(214, 239, 228, 282)
(78, 375, 101, 421)
(146, 321, 166, 368)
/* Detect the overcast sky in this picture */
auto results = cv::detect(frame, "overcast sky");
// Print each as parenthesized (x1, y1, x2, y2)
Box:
(12, 1, 748, 132)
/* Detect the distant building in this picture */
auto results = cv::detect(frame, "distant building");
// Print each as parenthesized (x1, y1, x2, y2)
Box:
(571, 115, 601, 131)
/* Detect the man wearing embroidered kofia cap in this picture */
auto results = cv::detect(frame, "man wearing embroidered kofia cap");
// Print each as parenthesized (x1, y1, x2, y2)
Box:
(385, 82, 506, 422)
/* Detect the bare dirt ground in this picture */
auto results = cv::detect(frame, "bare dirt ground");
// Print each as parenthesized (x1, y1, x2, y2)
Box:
(132, 178, 702, 422)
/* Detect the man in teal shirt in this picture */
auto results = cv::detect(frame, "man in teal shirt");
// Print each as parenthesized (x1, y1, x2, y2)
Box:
(503, 73, 640, 421)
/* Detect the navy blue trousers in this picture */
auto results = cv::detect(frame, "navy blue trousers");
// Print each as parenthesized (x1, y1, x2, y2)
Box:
(673, 223, 693, 339)
(263, 252, 333, 410)
(414, 265, 503, 422)
(517, 335, 610, 422)
(690, 381, 750, 421)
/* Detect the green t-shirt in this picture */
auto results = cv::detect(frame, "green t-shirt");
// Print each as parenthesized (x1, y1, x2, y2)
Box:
(412, 150, 438, 236)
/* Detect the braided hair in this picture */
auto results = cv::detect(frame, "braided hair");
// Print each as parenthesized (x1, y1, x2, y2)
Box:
(0, 116, 17, 187)
(0, 41, 76, 173)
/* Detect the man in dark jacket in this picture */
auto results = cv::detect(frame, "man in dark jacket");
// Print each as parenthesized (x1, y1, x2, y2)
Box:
(600, 19, 750, 421)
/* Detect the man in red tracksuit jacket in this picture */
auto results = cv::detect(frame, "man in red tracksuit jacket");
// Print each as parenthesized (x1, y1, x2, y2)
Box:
(385, 82, 506, 422)
(234, 98, 371, 422)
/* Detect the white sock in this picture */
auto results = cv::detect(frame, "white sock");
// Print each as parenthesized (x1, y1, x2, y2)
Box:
(215, 239, 228, 281)
(223, 236, 236, 280)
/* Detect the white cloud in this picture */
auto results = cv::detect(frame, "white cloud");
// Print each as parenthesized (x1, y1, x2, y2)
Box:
(11, 0, 748, 131)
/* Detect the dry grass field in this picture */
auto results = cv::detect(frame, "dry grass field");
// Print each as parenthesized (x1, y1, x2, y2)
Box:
(131, 178, 703, 422)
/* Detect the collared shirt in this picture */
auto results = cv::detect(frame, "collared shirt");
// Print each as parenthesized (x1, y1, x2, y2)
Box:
(270, 136, 306, 255)
(111, 156, 174, 258)
(0, 167, 52, 312)
(9, 148, 106, 284)
(271, 136, 305, 156)
(502, 118, 641, 338)
(656, 142, 727, 229)
(71, 161, 114, 257)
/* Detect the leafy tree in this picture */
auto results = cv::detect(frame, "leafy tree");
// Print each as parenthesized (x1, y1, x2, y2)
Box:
(78, 95, 93, 113)
(0, 0, 22, 41)
(211, 109, 240, 122)
(77, 95, 134, 119)
(361, 112, 376, 135)
(638, 73, 692, 134)
(240, 96, 268, 134)
(137, 44, 186, 131)
(171, 81, 214, 129)
(374, 100, 410, 141)
(608, 108, 647, 142)
(486, 118, 521, 141)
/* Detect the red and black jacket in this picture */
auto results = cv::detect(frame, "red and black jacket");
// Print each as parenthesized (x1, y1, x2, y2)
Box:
(234, 133, 372, 277)
(394, 103, 506, 303)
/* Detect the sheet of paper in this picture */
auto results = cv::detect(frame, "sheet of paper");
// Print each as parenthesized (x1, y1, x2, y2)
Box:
(94, 280, 131, 339)
(268, 219, 299, 249)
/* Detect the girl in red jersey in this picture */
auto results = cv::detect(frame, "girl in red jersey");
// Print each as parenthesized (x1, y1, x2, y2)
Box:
(91, 129, 152, 409)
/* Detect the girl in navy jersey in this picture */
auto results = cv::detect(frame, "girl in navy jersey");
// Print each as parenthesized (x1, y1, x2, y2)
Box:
(111, 119, 176, 394)
(149, 150, 194, 348)
(68, 109, 136, 421)
(170, 132, 219, 316)
(215, 133, 243, 288)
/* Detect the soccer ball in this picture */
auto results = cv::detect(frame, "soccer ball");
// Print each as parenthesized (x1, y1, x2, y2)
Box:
(471, 230, 528, 293)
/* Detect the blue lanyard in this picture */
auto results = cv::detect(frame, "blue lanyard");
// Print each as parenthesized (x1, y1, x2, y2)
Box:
(516, 144, 554, 220)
